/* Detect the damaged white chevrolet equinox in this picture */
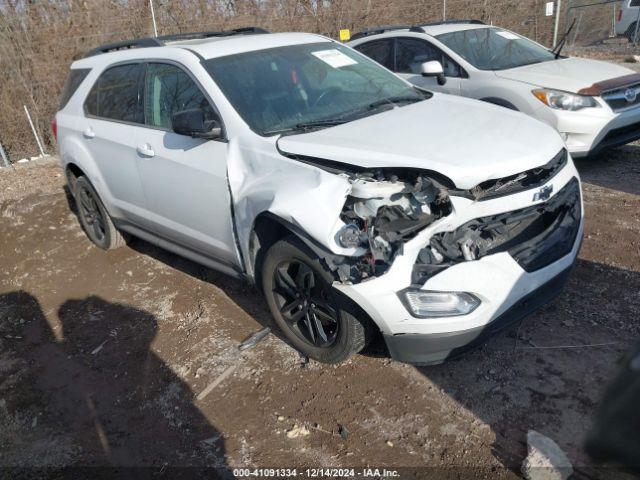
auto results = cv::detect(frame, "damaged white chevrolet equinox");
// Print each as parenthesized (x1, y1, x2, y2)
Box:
(54, 28, 584, 364)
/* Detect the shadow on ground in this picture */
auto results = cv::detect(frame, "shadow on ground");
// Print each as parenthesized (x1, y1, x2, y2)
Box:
(0, 290, 233, 477)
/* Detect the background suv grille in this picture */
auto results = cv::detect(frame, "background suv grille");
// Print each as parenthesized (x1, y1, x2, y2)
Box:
(603, 84, 640, 112)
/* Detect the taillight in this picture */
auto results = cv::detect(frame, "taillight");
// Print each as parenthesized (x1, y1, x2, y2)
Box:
(618, 9, 623, 22)
(51, 116, 57, 143)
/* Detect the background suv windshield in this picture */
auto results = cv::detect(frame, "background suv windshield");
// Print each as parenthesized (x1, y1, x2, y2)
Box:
(203, 42, 422, 135)
(436, 27, 556, 70)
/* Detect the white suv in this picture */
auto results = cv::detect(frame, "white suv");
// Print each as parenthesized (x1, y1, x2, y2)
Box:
(616, 0, 640, 41)
(54, 28, 583, 365)
(348, 20, 640, 157)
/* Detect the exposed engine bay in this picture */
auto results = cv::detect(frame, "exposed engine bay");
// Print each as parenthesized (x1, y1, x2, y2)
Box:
(326, 170, 452, 283)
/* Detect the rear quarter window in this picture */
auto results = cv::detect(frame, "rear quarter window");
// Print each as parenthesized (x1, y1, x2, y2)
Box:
(59, 68, 91, 110)
(84, 63, 144, 124)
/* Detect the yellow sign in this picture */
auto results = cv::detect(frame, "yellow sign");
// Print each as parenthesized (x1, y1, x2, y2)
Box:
(339, 29, 351, 42)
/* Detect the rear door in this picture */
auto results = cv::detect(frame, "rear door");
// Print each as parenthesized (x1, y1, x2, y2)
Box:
(82, 63, 148, 224)
(393, 37, 465, 95)
(134, 62, 240, 268)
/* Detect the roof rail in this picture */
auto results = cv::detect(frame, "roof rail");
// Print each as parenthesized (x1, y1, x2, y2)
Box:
(350, 25, 414, 41)
(84, 38, 163, 58)
(158, 26, 269, 43)
(350, 19, 484, 40)
(420, 19, 485, 28)
(84, 26, 269, 58)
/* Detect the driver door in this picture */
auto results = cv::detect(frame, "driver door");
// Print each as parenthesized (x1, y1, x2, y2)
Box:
(134, 62, 240, 268)
(393, 37, 464, 95)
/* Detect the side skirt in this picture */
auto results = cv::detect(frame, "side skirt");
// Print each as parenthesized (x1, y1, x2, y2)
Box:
(114, 220, 246, 281)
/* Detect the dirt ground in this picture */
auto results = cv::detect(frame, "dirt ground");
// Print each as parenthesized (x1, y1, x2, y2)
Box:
(1, 135, 639, 479)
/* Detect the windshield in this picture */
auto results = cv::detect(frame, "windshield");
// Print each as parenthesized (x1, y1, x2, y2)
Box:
(203, 42, 425, 135)
(436, 27, 557, 70)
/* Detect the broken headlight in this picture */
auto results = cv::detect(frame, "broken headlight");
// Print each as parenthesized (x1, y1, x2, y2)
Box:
(532, 89, 598, 111)
(332, 171, 453, 283)
(400, 290, 480, 318)
(340, 172, 450, 262)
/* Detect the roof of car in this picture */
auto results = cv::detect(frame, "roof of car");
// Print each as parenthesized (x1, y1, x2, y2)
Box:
(349, 20, 490, 42)
(169, 32, 330, 59)
(76, 30, 331, 67)
(419, 23, 490, 36)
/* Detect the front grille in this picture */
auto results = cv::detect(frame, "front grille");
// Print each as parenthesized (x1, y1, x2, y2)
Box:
(469, 149, 567, 201)
(413, 178, 581, 284)
(603, 83, 640, 112)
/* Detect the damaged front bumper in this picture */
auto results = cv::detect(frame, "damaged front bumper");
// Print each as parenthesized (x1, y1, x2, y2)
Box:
(333, 159, 584, 365)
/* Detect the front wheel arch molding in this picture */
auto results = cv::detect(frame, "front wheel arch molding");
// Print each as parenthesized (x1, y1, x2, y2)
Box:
(65, 162, 86, 195)
(481, 97, 519, 111)
(248, 212, 332, 289)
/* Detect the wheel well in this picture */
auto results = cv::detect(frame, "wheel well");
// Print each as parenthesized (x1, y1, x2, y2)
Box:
(481, 97, 519, 111)
(250, 214, 291, 290)
(65, 163, 85, 194)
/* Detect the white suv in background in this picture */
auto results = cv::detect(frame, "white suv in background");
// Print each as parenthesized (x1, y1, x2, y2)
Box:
(54, 28, 583, 365)
(616, 0, 640, 41)
(348, 20, 640, 157)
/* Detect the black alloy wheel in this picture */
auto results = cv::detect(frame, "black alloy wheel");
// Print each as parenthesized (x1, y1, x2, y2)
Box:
(77, 182, 107, 245)
(272, 259, 340, 348)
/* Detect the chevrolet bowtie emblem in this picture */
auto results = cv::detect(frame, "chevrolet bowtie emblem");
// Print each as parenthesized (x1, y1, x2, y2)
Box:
(533, 185, 553, 202)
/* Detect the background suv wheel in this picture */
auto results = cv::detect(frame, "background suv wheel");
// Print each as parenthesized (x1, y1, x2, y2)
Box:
(261, 236, 371, 363)
(74, 176, 126, 250)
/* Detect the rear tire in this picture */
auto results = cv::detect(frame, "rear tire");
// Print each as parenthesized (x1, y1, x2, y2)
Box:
(261, 236, 370, 363)
(74, 176, 126, 250)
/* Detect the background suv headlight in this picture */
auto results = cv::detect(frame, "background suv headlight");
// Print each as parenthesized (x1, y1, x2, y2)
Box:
(533, 88, 599, 111)
(399, 290, 480, 318)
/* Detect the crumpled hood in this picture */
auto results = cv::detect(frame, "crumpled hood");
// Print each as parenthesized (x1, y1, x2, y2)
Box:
(277, 93, 564, 190)
(495, 57, 635, 93)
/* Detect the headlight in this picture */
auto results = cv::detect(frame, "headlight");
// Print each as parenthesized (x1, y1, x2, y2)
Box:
(532, 89, 598, 111)
(399, 289, 480, 318)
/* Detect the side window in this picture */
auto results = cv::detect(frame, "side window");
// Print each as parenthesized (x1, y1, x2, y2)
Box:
(59, 68, 91, 110)
(442, 56, 464, 78)
(395, 38, 465, 78)
(85, 63, 144, 123)
(354, 39, 394, 70)
(395, 38, 442, 74)
(144, 63, 217, 130)
(631, 0, 640, 7)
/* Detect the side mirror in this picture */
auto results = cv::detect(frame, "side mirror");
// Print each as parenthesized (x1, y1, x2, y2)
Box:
(172, 109, 222, 140)
(421, 60, 447, 86)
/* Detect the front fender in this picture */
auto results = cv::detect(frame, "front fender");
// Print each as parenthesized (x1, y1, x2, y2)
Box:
(226, 138, 357, 276)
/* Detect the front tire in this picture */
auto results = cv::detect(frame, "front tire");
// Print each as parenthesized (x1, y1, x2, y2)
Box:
(261, 237, 369, 363)
(74, 176, 126, 250)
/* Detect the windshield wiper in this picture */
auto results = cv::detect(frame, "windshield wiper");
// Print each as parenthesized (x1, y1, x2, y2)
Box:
(263, 118, 347, 136)
(552, 18, 576, 59)
(262, 95, 424, 136)
(294, 119, 347, 130)
(367, 95, 424, 111)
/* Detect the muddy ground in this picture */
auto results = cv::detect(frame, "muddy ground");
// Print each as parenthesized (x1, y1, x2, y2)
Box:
(1, 139, 639, 479)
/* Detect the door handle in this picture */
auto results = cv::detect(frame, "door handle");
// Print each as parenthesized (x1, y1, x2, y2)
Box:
(136, 143, 155, 158)
(83, 127, 95, 139)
